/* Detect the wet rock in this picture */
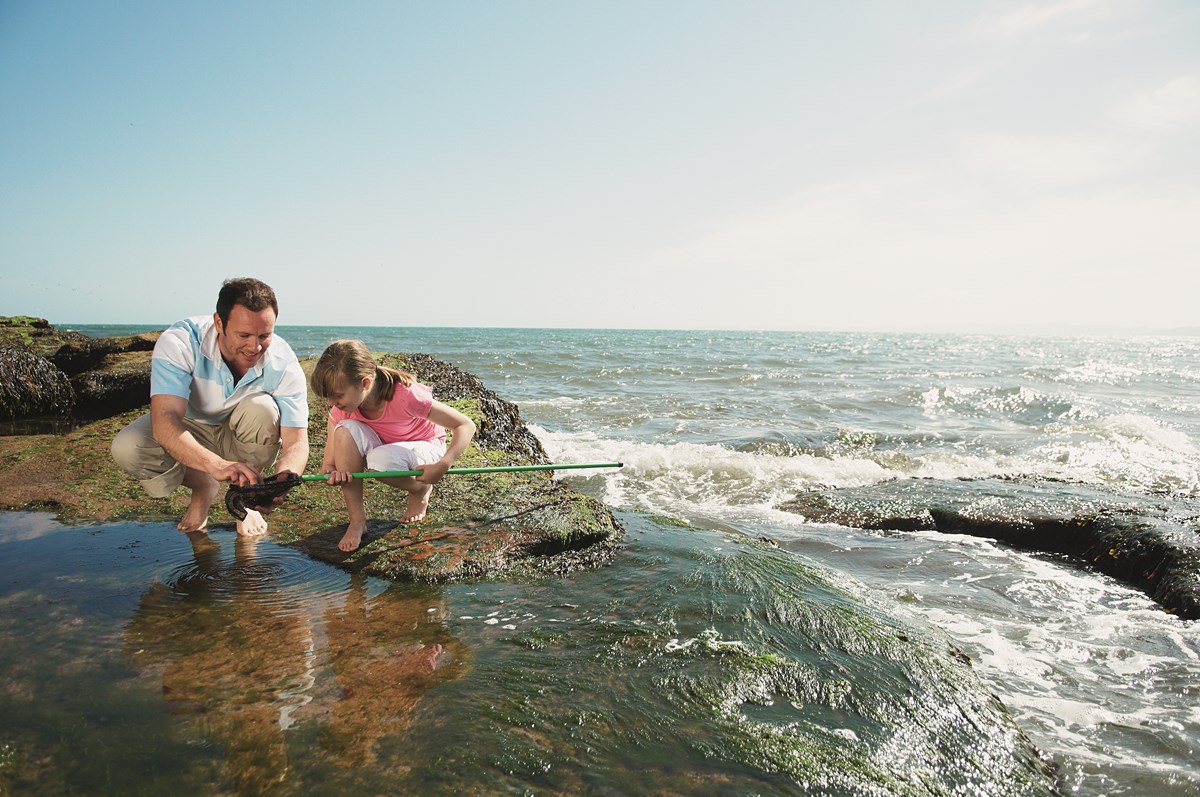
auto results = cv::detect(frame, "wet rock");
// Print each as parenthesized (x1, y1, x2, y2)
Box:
(0, 316, 59, 354)
(51, 331, 158, 376)
(68, 350, 152, 421)
(779, 478, 1200, 619)
(278, 362, 620, 582)
(0, 348, 75, 432)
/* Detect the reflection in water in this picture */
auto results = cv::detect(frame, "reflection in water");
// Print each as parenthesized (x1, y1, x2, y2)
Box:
(122, 533, 465, 795)
(321, 574, 457, 770)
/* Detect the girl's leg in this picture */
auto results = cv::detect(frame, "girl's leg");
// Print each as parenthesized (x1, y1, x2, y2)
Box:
(375, 475, 432, 523)
(368, 441, 444, 523)
(330, 425, 369, 551)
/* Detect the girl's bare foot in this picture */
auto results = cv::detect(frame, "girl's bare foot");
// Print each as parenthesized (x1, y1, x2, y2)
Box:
(401, 484, 432, 523)
(338, 518, 367, 552)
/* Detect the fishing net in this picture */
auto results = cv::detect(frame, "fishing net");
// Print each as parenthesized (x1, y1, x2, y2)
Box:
(224, 472, 303, 520)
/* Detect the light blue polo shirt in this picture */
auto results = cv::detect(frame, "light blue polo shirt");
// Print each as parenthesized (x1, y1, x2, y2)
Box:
(150, 315, 309, 428)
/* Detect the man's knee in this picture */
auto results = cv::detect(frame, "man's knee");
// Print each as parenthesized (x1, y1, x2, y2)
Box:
(110, 423, 137, 470)
(110, 414, 183, 497)
(229, 394, 281, 445)
(110, 414, 155, 474)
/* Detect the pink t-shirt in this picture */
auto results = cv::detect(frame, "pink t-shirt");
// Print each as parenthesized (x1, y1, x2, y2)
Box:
(328, 381, 446, 444)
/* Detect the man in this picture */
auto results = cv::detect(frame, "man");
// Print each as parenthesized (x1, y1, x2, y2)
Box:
(111, 278, 309, 535)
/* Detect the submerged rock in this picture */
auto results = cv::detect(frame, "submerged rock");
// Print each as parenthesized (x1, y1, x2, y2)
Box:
(368, 518, 1061, 795)
(779, 478, 1200, 619)
(2, 514, 1060, 796)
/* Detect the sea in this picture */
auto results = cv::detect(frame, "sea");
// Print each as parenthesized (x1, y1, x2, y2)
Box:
(5, 325, 1199, 795)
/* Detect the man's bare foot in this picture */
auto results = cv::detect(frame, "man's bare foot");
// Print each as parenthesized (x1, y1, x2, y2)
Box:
(177, 481, 218, 532)
(177, 514, 208, 533)
(186, 530, 217, 551)
(236, 508, 269, 537)
(401, 484, 432, 523)
(338, 518, 367, 552)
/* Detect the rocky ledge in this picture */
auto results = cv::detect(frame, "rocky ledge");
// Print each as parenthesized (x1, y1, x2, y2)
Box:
(0, 318, 623, 581)
(779, 477, 1200, 620)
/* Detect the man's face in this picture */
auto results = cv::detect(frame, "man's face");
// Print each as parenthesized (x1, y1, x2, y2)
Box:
(215, 304, 276, 375)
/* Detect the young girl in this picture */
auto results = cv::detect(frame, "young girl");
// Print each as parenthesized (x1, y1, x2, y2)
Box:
(311, 339, 476, 552)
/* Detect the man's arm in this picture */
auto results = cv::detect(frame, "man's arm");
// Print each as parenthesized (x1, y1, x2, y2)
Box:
(275, 425, 309, 476)
(149, 394, 261, 486)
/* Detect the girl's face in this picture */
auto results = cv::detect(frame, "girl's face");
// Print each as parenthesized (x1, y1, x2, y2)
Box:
(327, 374, 373, 414)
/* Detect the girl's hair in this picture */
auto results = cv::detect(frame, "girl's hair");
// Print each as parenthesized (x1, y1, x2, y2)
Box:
(311, 339, 415, 403)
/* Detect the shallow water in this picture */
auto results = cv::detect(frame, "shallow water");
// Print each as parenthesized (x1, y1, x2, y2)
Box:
(1, 512, 1057, 796)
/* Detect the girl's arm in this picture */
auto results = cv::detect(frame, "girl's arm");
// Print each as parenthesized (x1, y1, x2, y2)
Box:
(419, 401, 477, 484)
(321, 412, 353, 485)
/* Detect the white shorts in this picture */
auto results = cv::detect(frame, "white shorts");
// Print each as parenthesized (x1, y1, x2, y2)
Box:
(335, 419, 447, 472)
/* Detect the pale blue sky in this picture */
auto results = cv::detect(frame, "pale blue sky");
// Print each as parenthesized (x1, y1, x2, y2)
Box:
(2, 1, 1197, 331)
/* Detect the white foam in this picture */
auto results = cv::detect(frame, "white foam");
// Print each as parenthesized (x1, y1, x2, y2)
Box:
(1031, 414, 1200, 494)
(534, 427, 1057, 527)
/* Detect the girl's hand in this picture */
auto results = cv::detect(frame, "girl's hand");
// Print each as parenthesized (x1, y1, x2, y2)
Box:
(321, 464, 351, 486)
(417, 460, 450, 485)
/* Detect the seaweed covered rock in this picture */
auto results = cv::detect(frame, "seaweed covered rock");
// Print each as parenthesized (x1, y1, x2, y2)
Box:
(0, 317, 159, 426)
(278, 351, 616, 581)
(49, 331, 158, 376)
(0, 316, 64, 356)
(69, 350, 154, 421)
(0, 348, 75, 433)
(779, 478, 1200, 619)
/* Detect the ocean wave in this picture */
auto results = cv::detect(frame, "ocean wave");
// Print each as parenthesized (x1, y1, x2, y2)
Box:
(532, 426, 1019, 522)
(1034, 414, 1200, 496)
(918, 384, 1084, 423)
(532, 412, 1200, 526)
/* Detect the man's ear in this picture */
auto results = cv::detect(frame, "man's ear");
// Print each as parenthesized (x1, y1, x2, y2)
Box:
(213, 312, 223, 335)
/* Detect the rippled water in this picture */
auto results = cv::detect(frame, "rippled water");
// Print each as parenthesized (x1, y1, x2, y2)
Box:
(1, 513, 1054, 796)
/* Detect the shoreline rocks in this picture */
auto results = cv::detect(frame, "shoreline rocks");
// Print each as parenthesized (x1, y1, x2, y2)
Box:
(0, 316, 157, 429)
(0, 348, 76, 432)
(0, 316, 624, 581)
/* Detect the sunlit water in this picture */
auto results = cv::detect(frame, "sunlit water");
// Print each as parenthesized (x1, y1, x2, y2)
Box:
(8, 325, 1197, 795)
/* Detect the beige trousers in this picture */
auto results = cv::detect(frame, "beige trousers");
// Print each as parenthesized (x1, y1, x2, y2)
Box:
(110, 394, 282, 498)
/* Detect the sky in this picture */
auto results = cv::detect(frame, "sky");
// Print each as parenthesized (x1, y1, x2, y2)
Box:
(1, 1, 1197, 332)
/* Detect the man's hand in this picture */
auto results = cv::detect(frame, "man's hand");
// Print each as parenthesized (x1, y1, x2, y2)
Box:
(215, 461, 262, 488)
(253, 470, 300, 513)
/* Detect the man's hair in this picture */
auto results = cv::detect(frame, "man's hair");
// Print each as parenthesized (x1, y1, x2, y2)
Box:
(216, 278, 279, 327)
